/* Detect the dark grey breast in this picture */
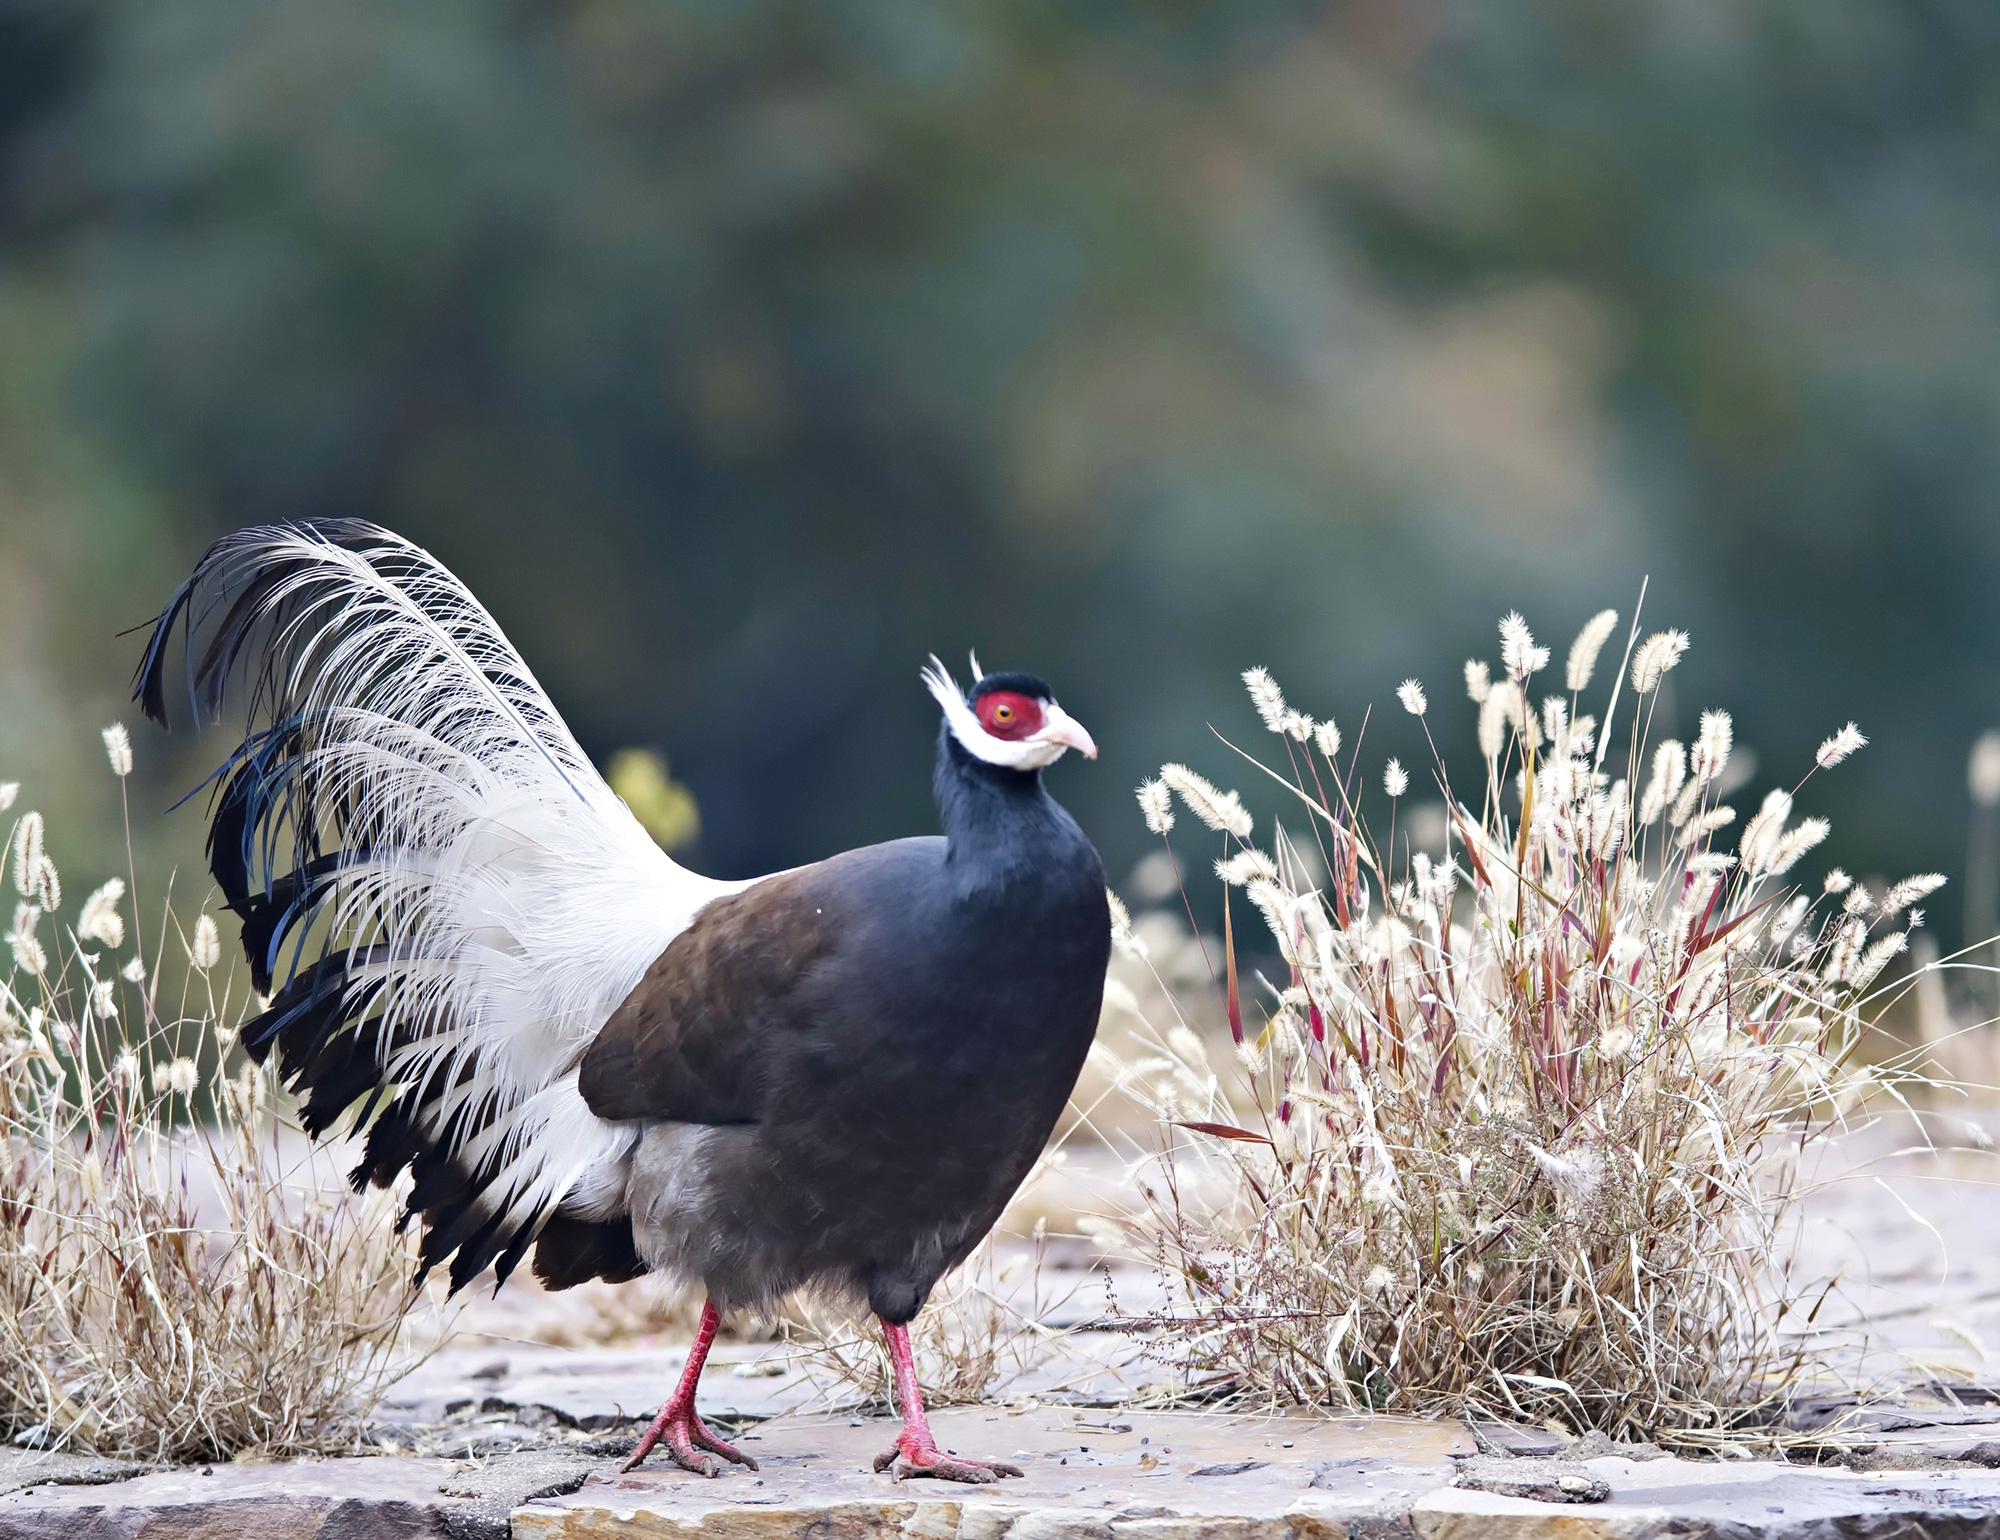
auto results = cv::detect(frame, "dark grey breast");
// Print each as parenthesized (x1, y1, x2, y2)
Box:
(578, 811, 1109, 1321)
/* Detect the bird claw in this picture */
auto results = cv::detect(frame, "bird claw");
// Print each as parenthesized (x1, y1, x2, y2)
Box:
(875, 1437, 1024, 1484)
(621, 1402, 760, 1477)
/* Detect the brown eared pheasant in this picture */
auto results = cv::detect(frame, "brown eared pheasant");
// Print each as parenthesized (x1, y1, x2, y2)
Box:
(135, 520, 1111, 1483)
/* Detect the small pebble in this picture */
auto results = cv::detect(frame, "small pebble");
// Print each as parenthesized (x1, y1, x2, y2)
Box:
(1140, 1437, 1149, 1446)
(1281, 1442, 1293, 1449)
(849, 1418, 862, 1428)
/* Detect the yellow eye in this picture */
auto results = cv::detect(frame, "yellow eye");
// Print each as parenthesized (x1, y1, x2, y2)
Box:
(994, 704, 1014, 723)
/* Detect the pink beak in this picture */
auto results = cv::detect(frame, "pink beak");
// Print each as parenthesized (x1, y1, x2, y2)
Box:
(1037, 703, 1098, 760)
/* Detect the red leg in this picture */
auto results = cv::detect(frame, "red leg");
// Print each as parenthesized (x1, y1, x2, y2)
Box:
(871, 1318, 1023, 1483)
(621, 1299, 760, 1477)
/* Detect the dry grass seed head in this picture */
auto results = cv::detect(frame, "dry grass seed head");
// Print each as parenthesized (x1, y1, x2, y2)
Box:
(0, 768, 429, 1461)
(1111, 608, 1896, 1437)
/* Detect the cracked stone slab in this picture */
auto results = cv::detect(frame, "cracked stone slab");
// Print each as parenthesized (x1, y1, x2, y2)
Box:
(0, 1448, 151, 1498)
(515, 1406, 1472, 1538)
(1412, 1456, 2000, 1537)
(1449, 1455, 1609, 1503)
(436, 1446, 610, 1540)
(0, 1454, 462, 1539)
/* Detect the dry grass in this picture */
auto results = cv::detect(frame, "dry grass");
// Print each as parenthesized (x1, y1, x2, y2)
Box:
(1103, 606, 1936, 1438)
(0, 738, 430, 1461)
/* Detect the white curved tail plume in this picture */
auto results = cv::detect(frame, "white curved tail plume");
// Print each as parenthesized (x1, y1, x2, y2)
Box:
(137, 521, 737, 1289)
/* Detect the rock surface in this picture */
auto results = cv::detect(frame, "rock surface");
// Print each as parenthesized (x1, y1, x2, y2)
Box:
(12, 1407, 2000, 1537)
(0, 1454, 457, 1539)
(512, 1407, 2000, 1540)
(516, 1406, 1466, 1540)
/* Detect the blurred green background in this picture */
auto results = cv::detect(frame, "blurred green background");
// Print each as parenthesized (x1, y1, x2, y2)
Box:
(3, 0, 1999, 957)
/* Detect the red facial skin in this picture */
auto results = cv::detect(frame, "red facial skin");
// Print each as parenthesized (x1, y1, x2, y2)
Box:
(974, 691, 1044, 741)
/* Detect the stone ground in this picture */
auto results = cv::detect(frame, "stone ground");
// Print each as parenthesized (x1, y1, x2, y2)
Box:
(9, 1121, 2000, 1537)
(21, 1406, 2000, 1539)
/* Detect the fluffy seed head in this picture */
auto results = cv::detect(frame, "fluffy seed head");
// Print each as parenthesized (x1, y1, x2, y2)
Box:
(1464, 660, 1492, 704)
(1282, 711, 1314, 742)
(1217, 850, 1280, 887)
(189, 914, 221, 972)
(31, 858, 58, 913)
(121, 954, 146, 983)
(101, 723, 133, 778)
(1243, 668, 1288, 734)
(1168, 1024, 1209, 1068)
(1675, 805, 1736, 851)
(1630, 630, 1690, 694)
(1383, 758, 1409, 799)
(78, 878, 126, 949)
(12, 812, 42, 898)
(166, 1057, 199, 1097)
(1667, 774, 1704, 828)
(0, 784, 15, 814)
(1137, 779, 1175, 836)
(1106, 888, 1134, 954)
(1638, 740, 1686, 826)
(1160, 764, 1253, 839)
(1499, 613, 1549, 680)
(1739, 788, 1793, 873)
(1566, 610, 1619, 692)
(1851, 930, 1909, 991)
(1815, 722, 1866, 770)
(1314, 719, 1342, 760)
(1477, 691, 1511, 762)
(1691, 711, 1733, 787)
(9, 931, 45, 977)
(1765, 817, 1829, 875)
(1824, 868, 1853, 894)
(1397, 679, 1427, 717)
(1880, 873, 1947, 917)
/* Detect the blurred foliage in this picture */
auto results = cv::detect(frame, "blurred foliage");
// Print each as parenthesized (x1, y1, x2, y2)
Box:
(607, 747, 701, 851)
(0, 0, 1998, 943)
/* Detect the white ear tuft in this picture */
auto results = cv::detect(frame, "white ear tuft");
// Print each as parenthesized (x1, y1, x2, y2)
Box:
(968, 650, 984, 681)
(922, 654, 964, 713)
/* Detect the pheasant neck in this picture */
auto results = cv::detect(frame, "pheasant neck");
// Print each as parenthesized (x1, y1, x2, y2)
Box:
(932, 728, 1074, 895)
